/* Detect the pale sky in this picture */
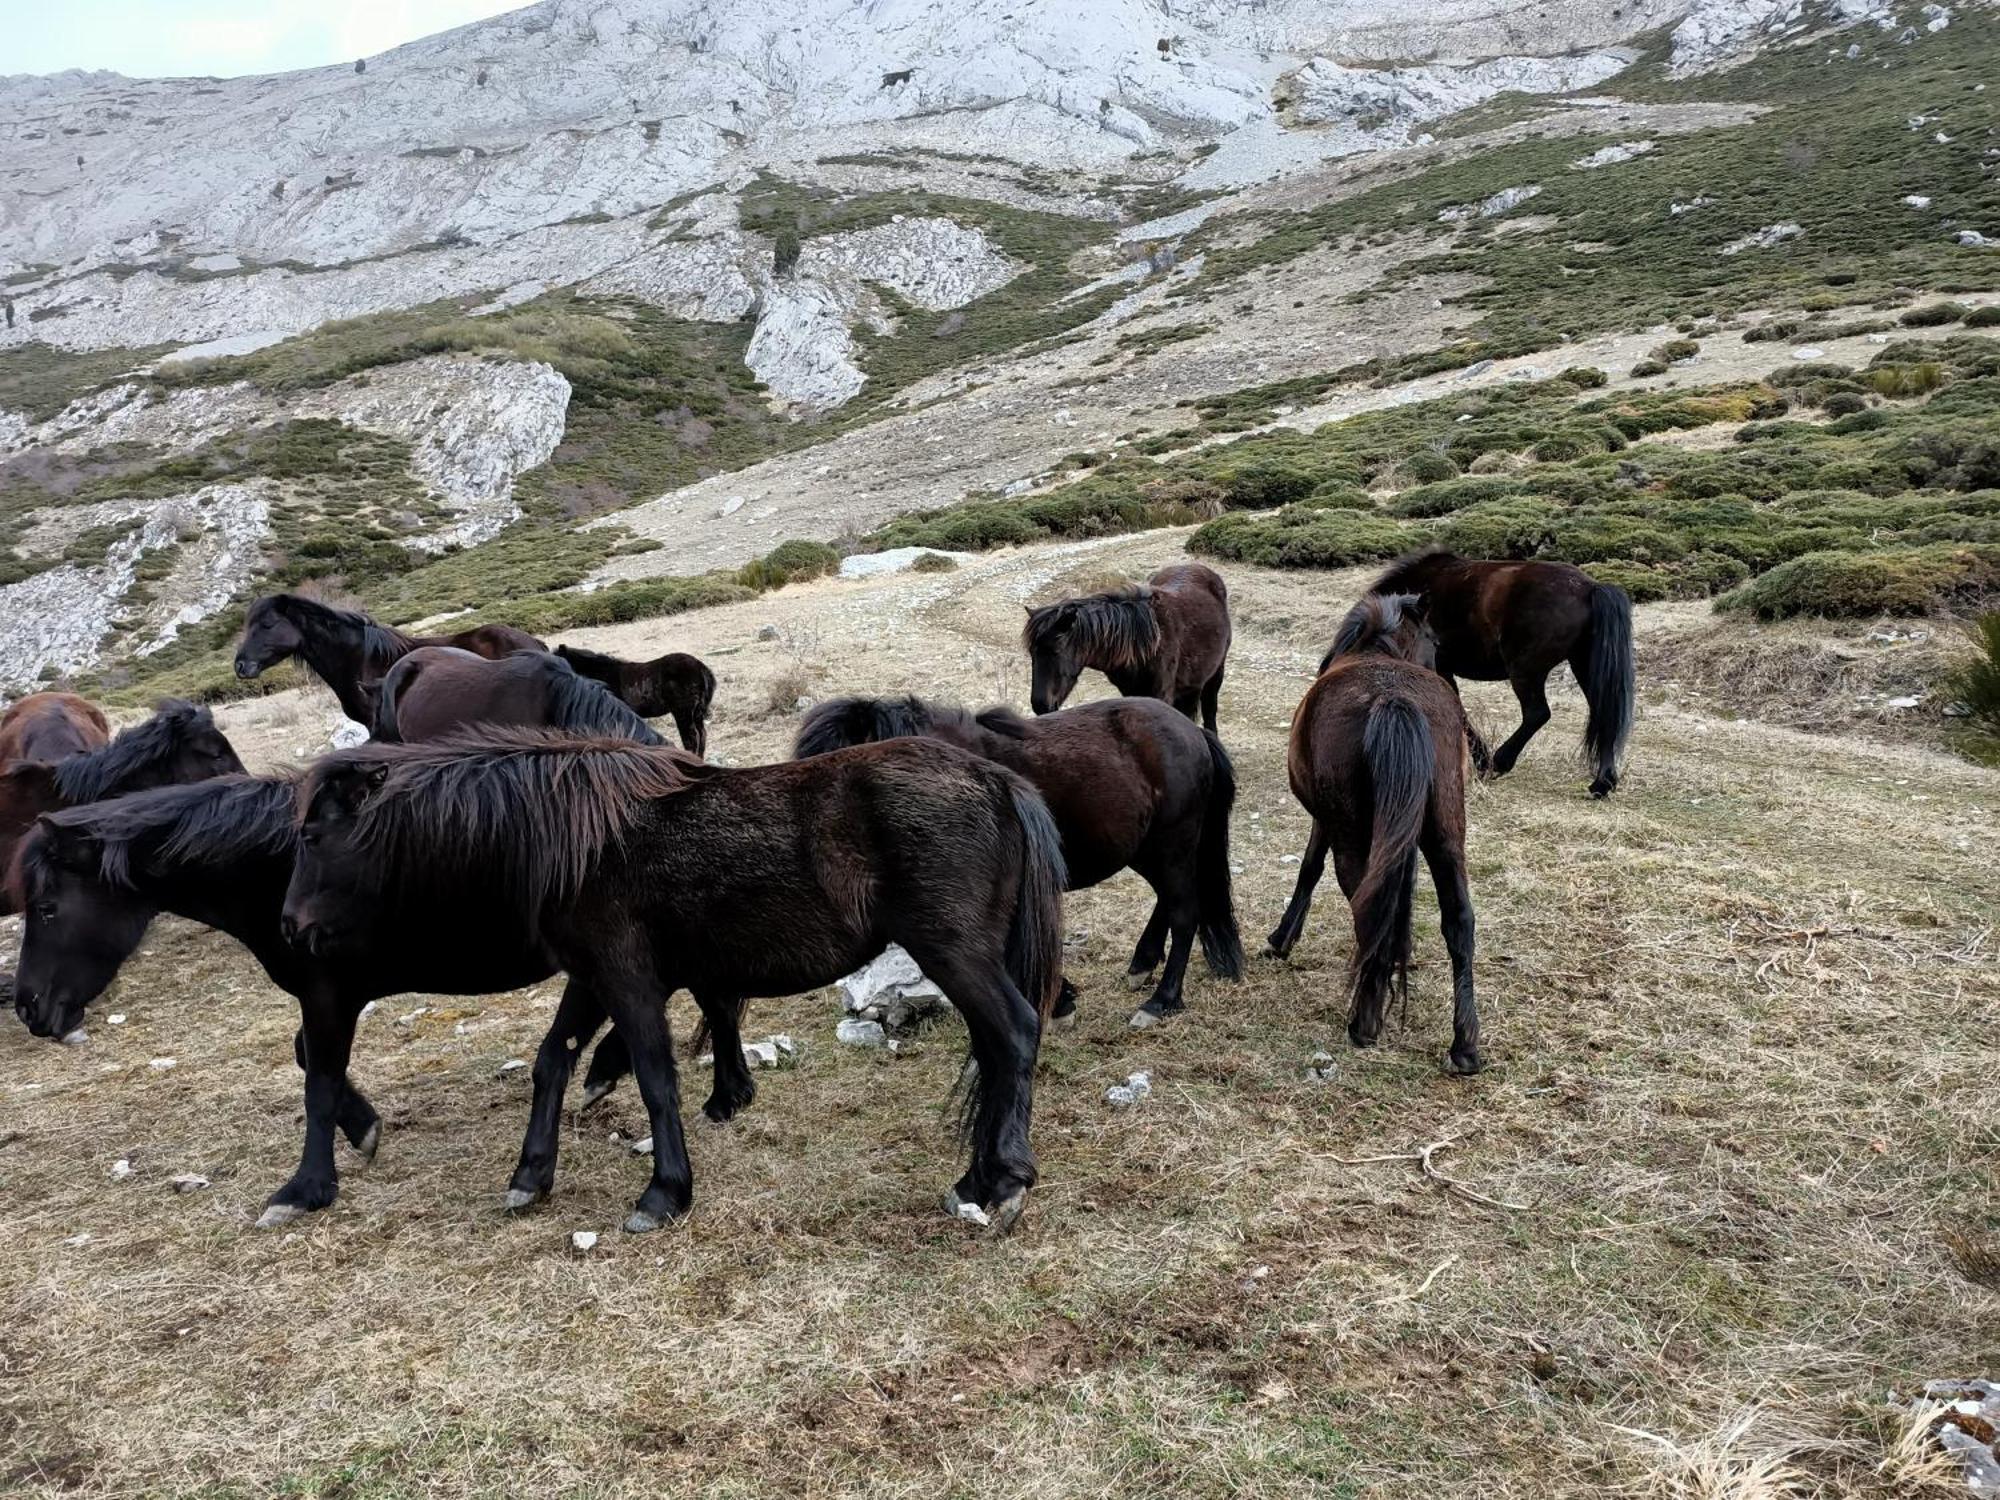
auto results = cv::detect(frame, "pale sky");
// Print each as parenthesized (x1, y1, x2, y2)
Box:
(4, 1, 535, 80)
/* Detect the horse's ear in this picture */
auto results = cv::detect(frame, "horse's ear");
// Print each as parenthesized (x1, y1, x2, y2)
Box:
(4, 761, 59, 800)
(36, 815, 98, 869)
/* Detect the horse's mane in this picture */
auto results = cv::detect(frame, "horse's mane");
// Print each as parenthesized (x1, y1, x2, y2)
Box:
(12, 773, 298, 902)
(271, 592, 417, 671)
(1321, 593, 1424, 671)
(316, 730, 704, 911)
(1367, 547, 1457, 598)
(795, 694, 959, 756)
(540, 656, 666, 746)
(1022, 586, 1161, 669)
(51, 699, 214, 803)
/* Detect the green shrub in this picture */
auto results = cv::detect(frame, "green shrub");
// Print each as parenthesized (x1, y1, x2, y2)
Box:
(910, 551, 959, 573)
(1206, 459, 1321, 509)
(1558, 366, 1610, 389)
(1389, 475, 1523, 517)
(1653, 338, 1701, 364)
(1965, 306, 2000, 329)
(1295, 481, 1375, 511)
(1582, 560, 1676, 602)
(1630, 359, 1669, 378)
(1530, 430, 1601, 463)
(1744, 318, 1805, 344)
(1435, 497, 1561, 559)
(1716, 544, 2000, 619)
(1947, 611, 2000, 739)
(1822, 392, 1869, 418)
(1900, 301, 1968, 328)
(1188, 508, 1412, 569)
(736, 538, 841, 590)
(1398, 449, 1461, 485)
(1550, 514, 1689, 565)
(1866, 362, 1945, 397)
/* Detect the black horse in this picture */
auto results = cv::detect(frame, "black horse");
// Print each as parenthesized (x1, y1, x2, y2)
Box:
(6, 775, 598, 1227)
(555, 644, 715, 756)
(281, 732, 1066, 1234)
(371, 648, 665, 746)
(1023, 563, 1232, 728)
(232, 592, 546, 725)
(1367, 549, 1634, 797)
(796, 694, 1241, 1027)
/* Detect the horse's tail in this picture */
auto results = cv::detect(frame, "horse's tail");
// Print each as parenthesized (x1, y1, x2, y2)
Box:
(369, 659, 410, 742)
(1351, 697, 1432, 1028)
(1195, 729, 1244, 980)
(1580, 581, 1635, 797)
(1003, 777, 1068, 1023)
(686, 656, 717, 720)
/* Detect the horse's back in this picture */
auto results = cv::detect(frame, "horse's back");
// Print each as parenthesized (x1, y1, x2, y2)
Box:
(447, 622, 548, 659)
(0, 692, 111, 765)
(1292, 657, 1464, 807)
(384, 647, 532, 742)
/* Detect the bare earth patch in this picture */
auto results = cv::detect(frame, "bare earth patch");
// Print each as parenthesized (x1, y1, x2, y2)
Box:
(2, 532, 1995, 1498)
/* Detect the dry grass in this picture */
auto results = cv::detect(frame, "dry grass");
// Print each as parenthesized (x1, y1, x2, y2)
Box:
(2, 533, 1997, 1498)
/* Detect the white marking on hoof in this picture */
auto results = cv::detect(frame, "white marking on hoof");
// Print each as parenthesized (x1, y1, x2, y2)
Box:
(1051, 1009, 1080, 1033)
(355, 1123, 381, 1162)
(1124, 970, 1154, 993)
(60, 1028, 89, 1047)
(255, 1203, 306, 1230)
(1127, 1008, 1162, 1031)
(580, 1079, 615, 1109)
(622, 1209, 663, 1234)
(502, 1188, 540, 1213)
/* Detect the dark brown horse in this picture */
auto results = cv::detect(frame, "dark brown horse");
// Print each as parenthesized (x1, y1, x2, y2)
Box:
(280, 732, 1066, 1234)
(0, 699, 244, 917)
(555, 644, 715, 756)
(1023, 562, 1232, 729)
(1266, 594, 1482, 1076)
(1367, 549, 1633, 798)
(6, 774, 592, 1225)
(370, 648, 665, 747)
(796, 694, 1240, 1028)
(0, 692, 110, 766)
(232, 592, 546, 725)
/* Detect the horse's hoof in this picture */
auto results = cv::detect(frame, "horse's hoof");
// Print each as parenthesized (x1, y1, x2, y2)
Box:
(985, 1189, 1028, 1235)
(355, 1123, 381, 1162)
(1127, 1007, 1163, 1031)
(59, 1028, 89, 1047)
(623, 1209, 664, 1234)
(1050, 1008, 1080, 1033)
(255, 1203, 307, 1230)
(1588, 780, 1614, 800)
(1123, 970, 1155, 993)
(580, 1079, 616, 1110)
(503, 1187, 541, 1213)
(1446, 1051, 1485, 1077)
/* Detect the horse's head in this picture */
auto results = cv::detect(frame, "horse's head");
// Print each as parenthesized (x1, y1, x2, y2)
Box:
(149, 701, 246, 786)
(1023, 601, 1086, 715)
(9, 818, 156, 1041)
(234, 595, 303, 679)
(282, 759, 388, 958)
(1321, 593, 1437, 673)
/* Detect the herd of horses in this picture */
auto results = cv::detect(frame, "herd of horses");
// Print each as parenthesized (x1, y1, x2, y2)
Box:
(2, 551, 1635, 1234)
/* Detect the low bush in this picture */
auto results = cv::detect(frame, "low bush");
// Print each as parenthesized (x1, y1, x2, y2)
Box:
(1388, 475, 1523, 517)
(1899, 301, 1968, 328)
(1188, 507, 1412, 568)
(736, 538, 841, 591)
(1716, 544, 2000, 619)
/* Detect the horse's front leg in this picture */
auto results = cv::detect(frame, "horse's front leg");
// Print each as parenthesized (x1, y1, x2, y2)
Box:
(292, 1024, 381, 1158)
(578, 952, 691, 1233)
(258, 990, 362, 1228)
(505, 979, 606, 1211)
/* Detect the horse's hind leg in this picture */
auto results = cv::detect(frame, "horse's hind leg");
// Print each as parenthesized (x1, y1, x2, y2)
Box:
(695, 991, 755, 1123)
(581, 1030, 629, 1107)
(1489, 668, 1552, 778)
(1129, 867, 1198, 1030)
(1421, 824, 1481, 1076)
(293, 1025, 382, 1159)
(1266, 820, 1331, 958)
(505, 979, 607, 1211)
(910, 946, 1039, 1231)
(1124, 902, 1170, 989)
(258, 991, 362, 1228)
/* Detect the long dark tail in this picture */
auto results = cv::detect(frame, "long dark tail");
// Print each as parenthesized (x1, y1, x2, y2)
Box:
(1195, 730, 1244, 979)
(1004, 779, 1068, 1023)
(1580, 582, 1635, 796)
(1351, 698, 1433, 1026)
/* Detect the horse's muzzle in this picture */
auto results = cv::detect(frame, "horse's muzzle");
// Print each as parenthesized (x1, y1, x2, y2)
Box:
(234, 657, 260, 680)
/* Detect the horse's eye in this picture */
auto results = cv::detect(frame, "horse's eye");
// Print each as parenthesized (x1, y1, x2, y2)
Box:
(35, 902, 56, 921)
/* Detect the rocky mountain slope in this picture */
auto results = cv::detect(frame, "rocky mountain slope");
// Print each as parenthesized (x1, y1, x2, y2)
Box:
(1, 0, 1992, 694)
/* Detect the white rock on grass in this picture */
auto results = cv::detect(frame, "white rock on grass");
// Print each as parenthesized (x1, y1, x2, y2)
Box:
(1106, 1070, 1153, 1107)
(837, 945, 946, 1033)
(1719, 222, 1803, 256)
(1571, 140, 1655, 170)
(570, 1230, 600, 1254)
(1437, 185, 1542, 223)
(836, 1018, 887, 1049)
(839, 547, 974, 579)
(109, 1159, 135, 1179)
(497, 1058, 528, 1075)
(148, 1057, 177, 1070)
(170, 1174, 210, 1193)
